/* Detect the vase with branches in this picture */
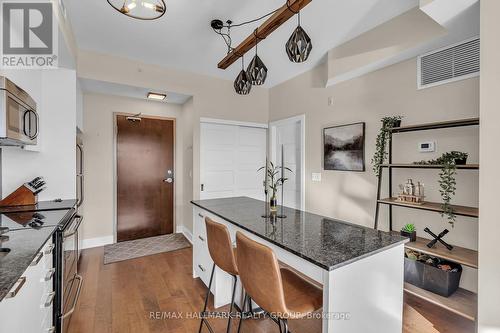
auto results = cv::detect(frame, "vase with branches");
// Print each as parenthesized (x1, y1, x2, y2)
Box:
(371, 116, 403, 177)
(258, 161, 293, 211)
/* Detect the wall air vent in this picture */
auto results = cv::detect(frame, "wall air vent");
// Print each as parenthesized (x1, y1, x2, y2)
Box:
(418, 37, 479, 89)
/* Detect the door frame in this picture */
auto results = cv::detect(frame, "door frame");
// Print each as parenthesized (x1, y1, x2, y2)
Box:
(269, 114, 306, 211)
(112, 112, 177, 244)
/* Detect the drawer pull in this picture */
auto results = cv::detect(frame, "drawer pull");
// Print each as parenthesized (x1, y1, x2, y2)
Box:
(43, 291, 56, 308)
(6, 276, 26, 299)
(198, 264, 206, 272)
(44, 244, 55, 255)
(198, 235, 205, 242)
(198, 213, 204, 218)
(31, 251, 44, 266)
(44, 268, 56, 281)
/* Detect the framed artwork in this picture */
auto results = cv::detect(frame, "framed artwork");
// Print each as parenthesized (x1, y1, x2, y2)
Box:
(323, 122, 365, 171)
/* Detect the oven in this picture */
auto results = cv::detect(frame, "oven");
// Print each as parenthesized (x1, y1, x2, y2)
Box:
(0, 76, 38, 146)
(54, 211, 83, 333)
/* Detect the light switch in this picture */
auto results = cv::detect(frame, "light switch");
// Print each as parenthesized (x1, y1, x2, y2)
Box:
(312, 173, 322, 182)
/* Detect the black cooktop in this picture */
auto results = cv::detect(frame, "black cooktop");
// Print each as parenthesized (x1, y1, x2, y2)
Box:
(0, 209, 74, 232)
(0, 199, 77, 214)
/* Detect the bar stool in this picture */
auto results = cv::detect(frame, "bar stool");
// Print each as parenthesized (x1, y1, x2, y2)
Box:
(235, 231, 323, 333)
(199, 217, 239, 333)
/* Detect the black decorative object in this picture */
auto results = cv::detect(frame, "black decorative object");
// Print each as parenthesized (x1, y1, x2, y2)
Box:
(285, 24, 312, 63)
(107, 0, 166, 20)
(323, 122, 365, 171)
(247, 30, 268, 85)
(234, 57, 252, 95)
(424, 227, 454, 251)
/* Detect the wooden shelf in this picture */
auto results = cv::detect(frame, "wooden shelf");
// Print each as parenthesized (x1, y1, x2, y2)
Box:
(397, 234, 478, 268)
(380, 163, 479, 170)
(391, 118, 479, 133)
(378, 198, 478, 218)
(404, 282, 477, 321)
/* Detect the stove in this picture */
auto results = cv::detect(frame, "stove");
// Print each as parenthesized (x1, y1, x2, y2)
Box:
(0, 209, 71, 232)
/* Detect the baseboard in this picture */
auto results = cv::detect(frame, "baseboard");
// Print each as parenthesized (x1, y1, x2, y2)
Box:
(82, 235, 114, 249)
(177, 226, 193, 244)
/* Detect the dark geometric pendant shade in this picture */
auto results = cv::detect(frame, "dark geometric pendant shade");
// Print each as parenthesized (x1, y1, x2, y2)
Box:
(285, 25, 312, 63)
(234, 69, 252, 95)
(246, 54, 268, 85)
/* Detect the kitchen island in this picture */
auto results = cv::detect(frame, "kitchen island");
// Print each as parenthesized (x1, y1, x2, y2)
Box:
(191, 196, 407, 333)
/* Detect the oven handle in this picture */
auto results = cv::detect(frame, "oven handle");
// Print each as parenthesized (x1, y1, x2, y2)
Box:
(64, 215, 83, 239)
(60, 274, 83, 319)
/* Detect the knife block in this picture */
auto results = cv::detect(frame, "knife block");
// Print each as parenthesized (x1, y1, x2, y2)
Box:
(0, 185, 38, 207)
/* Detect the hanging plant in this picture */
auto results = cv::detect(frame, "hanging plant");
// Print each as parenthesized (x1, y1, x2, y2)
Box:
(371, 116, 402, 177)
(414, 151, 469, 226)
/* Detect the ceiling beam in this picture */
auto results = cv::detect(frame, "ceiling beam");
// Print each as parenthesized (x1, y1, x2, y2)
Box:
(217, 0, 312, 70)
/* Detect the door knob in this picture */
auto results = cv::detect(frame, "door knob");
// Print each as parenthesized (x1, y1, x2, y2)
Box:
(163, 178, 173, 183)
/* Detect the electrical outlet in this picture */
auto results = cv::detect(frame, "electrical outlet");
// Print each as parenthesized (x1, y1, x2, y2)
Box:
(312, 173, 322, 182)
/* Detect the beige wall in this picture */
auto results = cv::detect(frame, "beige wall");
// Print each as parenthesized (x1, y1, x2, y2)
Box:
(81, 93, 183, 242)
(270, 58, 479, 291)
(77, 51, 269, 236)
(478, 1, 500, 331)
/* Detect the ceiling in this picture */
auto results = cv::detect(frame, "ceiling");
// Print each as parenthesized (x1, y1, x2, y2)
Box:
(80, 78, 192, 104)
(65, 0, 420, 87)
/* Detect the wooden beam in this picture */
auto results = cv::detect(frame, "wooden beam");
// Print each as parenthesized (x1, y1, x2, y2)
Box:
(217, 0, 312, 69)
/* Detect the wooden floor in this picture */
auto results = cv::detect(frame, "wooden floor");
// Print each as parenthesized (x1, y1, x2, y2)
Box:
(68, 246, 475, 333)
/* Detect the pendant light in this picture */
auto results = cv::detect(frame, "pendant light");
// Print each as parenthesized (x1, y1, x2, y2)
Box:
(246, 29, 268, 85)
(234, 56, 252, 95)
(107, 0, 166, 20)
(285, 3, 312, 63)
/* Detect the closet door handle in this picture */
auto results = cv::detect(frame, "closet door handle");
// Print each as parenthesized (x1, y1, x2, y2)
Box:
(198, 236, 205, 242)
(198, 264, 206, 272)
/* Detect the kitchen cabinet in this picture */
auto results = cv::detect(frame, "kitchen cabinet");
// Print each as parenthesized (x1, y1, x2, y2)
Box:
(0, 239, 56, 333)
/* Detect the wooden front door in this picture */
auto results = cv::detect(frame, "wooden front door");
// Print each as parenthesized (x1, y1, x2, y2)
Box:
(116, 115, 174, 242)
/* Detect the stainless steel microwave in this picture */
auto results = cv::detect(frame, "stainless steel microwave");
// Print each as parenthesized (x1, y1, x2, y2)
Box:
(0, 76, 38, 146)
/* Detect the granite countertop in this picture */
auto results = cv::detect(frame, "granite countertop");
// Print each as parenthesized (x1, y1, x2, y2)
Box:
(191, 197, 408, 271)
(0, 208, 74, 302)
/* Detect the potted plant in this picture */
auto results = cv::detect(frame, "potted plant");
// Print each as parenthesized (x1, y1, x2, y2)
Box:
(258, 161, 292, 212)
(371, 116, 403, 177)
(414, 151, 469, 226)
(401, 223, 417, 242)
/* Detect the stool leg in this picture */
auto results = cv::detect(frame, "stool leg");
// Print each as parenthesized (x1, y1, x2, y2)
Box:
(198, 263, 216, 333)
(226, 275, 237, 333)
(237, 293, 248, 333)
(282, 319, 289, 333)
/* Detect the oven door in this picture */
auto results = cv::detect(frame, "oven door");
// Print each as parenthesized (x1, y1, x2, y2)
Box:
(60, 214, 83, 333)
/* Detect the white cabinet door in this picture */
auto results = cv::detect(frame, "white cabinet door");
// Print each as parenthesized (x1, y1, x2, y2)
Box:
(200, 123, 266, 201)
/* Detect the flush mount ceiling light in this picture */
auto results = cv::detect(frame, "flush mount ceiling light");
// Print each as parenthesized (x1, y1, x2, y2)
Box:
(234, 57, 252, 95)
(147, 92, 167, 100)
(107, 0, 166, 20)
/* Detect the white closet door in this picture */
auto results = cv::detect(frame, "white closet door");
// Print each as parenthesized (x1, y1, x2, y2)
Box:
(200, 123, 266, 200)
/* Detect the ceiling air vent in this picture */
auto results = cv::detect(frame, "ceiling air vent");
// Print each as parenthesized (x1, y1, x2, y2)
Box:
(418, 37, 479, 89)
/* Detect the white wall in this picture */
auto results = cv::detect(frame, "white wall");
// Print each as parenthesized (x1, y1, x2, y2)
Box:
(478, 1, 500, 331)
(270, 58, 479, 292)
(0, 69, 77, 201)
(181, 97, 194, 233)
(81, 93, 184, 243)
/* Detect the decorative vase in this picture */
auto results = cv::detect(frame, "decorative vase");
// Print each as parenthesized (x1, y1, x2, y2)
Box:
(270, 195, 278, 212)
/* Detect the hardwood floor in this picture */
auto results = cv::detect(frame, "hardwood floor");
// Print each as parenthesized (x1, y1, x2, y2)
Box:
(68, 246, 475, 333)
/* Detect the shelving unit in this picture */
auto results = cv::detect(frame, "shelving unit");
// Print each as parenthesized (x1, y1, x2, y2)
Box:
(374, 117, 479, 322)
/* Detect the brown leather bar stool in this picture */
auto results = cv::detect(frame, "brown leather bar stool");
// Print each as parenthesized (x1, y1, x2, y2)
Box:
(199, 217, 239, 333)
(235, 231, 323, 333)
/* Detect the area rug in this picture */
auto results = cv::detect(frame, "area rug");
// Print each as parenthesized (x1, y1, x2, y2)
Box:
(104, 233, 191, 264)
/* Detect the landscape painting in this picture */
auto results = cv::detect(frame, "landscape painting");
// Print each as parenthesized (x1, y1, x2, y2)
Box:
(323, 122, 365, 171)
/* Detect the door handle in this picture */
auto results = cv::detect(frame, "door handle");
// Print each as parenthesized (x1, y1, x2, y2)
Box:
(163, 178, 173, 183)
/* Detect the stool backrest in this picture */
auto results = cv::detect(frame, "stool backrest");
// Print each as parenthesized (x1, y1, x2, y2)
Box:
(205, 217, 238, 276)
(236, 231, 288, 315)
